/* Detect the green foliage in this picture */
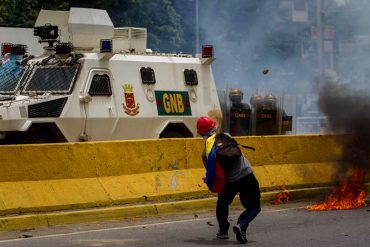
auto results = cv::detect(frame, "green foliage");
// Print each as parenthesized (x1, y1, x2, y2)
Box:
(0, 0, 118, 26)
(0, 0, 42, 27)
(172, 0, 197, 54)
(40, 0, 68, 10)
(109, 0, 184, 52)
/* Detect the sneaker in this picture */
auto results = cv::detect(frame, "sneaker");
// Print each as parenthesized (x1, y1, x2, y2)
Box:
(233, 225, 248, 244)
(216, 230, 229, 239)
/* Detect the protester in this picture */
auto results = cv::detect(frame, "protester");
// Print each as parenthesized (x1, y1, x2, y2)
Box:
(196, 116, 261, 244)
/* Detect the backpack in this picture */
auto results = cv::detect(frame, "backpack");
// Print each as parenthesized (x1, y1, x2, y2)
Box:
(204, 133, 254, 194)
(214, 133, 255, 167)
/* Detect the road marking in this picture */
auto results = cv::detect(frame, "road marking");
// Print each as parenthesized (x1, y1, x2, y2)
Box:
(0, 206, 305, 243)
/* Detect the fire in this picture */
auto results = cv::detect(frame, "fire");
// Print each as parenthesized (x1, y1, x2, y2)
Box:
(306, 170, 367, 211)
(272, 186, 289, 205)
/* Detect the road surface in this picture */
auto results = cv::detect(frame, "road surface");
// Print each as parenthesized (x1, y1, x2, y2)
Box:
(0, 201, 368, 246)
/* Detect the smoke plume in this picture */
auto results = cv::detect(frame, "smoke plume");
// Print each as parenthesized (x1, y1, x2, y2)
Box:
(318, 81, 370, 178)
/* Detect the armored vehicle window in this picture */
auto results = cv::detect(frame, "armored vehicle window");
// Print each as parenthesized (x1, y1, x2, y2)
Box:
(140, 67, 156, 84)
(0, 57, 24, 94)
(89, 74, 112, 96)
(184, 69, 198, 86)
(23, 65, 79, 94)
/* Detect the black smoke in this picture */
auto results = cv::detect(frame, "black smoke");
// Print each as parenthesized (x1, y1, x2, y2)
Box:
(318, 81, 370, 178)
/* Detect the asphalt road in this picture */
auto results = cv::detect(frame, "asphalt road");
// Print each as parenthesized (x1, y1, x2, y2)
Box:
(0, 201, 369, 247)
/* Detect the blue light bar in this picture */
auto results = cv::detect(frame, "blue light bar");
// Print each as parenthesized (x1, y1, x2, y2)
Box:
(100, 39, 112, 53)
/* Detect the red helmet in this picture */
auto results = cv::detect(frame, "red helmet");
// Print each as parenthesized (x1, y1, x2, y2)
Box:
(196, 116, 216, 135)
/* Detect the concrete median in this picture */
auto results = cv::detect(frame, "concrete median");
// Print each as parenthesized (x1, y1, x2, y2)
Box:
(0, 134, 368, 231)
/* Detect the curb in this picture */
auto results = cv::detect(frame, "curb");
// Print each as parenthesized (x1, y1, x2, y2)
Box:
(0, 186, 345, 232)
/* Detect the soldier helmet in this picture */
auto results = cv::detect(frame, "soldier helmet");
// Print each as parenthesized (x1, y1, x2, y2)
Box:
(250, 92, 263, 109)
(229, 88, 243, 104)
(263, 93, 277, 110)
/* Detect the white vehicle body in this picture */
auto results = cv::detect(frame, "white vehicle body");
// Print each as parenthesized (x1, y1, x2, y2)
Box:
(0, 27, 43, 55)
(0, 8, 221, 143)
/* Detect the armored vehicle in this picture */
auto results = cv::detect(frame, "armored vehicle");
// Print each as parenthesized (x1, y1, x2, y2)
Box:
(0, 8, 221, 144)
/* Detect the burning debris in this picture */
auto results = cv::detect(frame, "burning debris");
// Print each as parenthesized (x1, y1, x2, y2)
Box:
(271, 186, 289, 205)
(307, 81, 370, 210)
(306, 170, 367, 210)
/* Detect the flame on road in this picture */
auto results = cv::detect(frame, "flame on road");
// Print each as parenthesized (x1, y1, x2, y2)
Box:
(272, 186, 289, 205)
(306, 170, 367, 211)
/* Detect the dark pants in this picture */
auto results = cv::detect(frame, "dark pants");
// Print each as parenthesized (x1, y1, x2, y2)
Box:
(216, 173, 261, 232)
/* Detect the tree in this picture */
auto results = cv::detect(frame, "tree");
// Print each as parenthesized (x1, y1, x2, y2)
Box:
(172, 0, 197, 54)
(0, 0, 42, 27)
(0, 0, 119, 27)
(109, 0, 184, 52)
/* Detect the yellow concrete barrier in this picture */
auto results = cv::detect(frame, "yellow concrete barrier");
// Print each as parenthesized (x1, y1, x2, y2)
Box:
(0, 134, 368, 227)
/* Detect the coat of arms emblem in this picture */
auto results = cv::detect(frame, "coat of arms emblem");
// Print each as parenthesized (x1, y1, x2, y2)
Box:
(122, 84, 140, 116)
